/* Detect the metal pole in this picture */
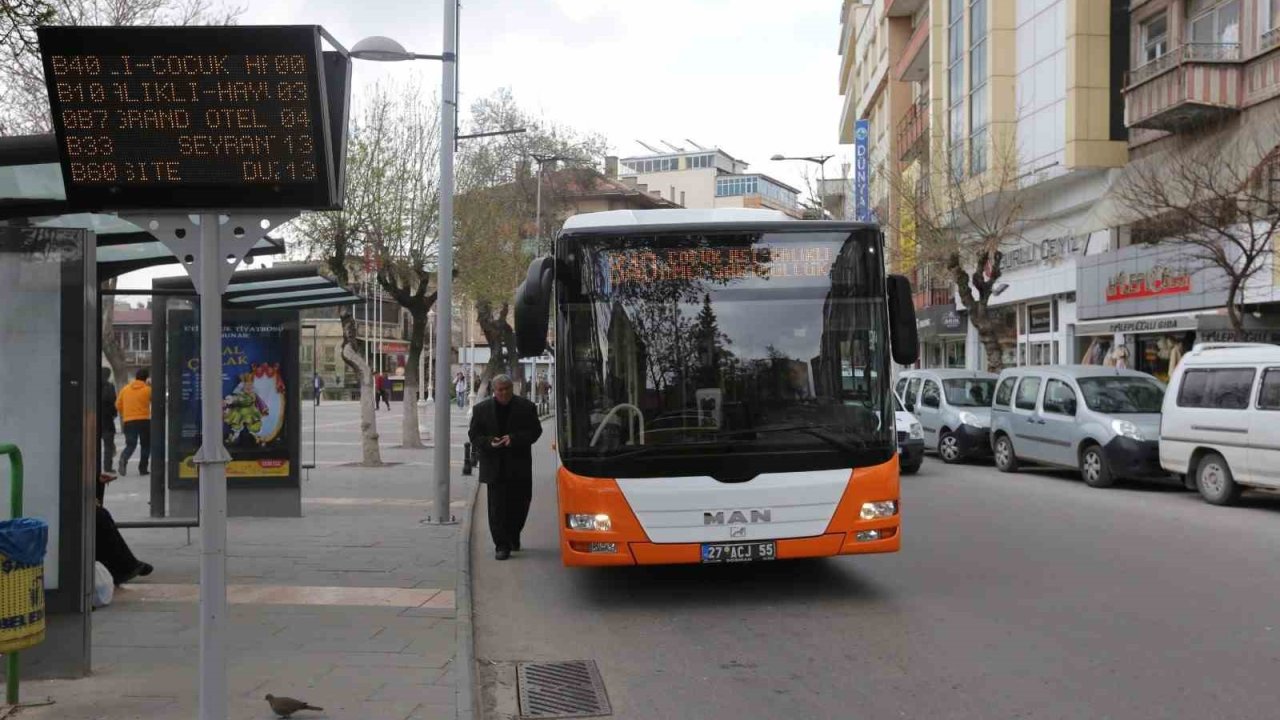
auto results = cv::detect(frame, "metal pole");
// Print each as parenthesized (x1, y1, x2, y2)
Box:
(432, 0, 457, 523)
(535, 160, 543, 250)
(2, 443, 23, 706)
(197, 213, 229, 720)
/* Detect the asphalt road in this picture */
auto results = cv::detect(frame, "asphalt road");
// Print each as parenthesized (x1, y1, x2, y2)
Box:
(473, 432, 1280, 720)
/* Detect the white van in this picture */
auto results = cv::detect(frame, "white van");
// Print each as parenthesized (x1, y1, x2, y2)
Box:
(1160, 343, 1280, 505)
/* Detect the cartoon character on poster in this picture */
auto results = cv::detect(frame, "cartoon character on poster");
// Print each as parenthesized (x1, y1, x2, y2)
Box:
(223, 363, 285, 447)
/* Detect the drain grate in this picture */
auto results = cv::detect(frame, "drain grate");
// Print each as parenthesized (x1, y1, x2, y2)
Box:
(516, 660, 612, 718)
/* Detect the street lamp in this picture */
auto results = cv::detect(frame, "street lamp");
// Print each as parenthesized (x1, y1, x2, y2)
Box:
(772, 153, 835, 218)
(352, 1, 458, 524)
(529, 153, 588, 251)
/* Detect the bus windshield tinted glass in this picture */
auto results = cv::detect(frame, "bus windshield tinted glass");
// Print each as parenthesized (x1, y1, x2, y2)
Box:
(943, 379, 996, 407)
(1078, 376, 1165, 413)
(558, 229, 891, 460)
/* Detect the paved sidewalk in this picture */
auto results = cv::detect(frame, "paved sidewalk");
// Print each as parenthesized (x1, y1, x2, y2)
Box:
(22, 401, 477, 720)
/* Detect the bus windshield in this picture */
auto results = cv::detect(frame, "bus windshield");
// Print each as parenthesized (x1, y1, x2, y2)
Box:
(557, 228, 893, 477)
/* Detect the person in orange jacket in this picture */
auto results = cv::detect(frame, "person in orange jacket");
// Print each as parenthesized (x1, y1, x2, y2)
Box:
(116, 368, 152, 476)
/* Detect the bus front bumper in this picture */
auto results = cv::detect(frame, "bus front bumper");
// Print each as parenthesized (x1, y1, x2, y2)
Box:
(562, 527, 900, 566)
(557, 461, 902, 567)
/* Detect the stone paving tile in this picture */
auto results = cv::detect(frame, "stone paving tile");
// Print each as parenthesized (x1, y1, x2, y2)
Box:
(22, 401, 475, 720)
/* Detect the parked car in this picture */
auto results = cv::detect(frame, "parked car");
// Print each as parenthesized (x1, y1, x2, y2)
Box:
(894, 393, 924, 474)
(1160, 343, 1280, 506)
(895, 369, 998, 463)
(989, 365, 1166, 487)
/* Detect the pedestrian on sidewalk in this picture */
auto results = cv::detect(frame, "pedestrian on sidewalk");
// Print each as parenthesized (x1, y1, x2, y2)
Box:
(455, 371, 468, 409)
(96, 472, 153, 585)
(116, 367, 151, 476)
(99, 367, 118, 475)
(375, 371, 391, 410)
(468, 374, 542, 560)
(313, 373, 324, 406)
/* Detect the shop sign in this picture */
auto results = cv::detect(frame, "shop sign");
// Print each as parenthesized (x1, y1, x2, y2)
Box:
(1105, 265, 1192, 302)
(1077, 315, 1201, 335)
(1003, 235, 1085, 271)
(942, 310, 963, 330)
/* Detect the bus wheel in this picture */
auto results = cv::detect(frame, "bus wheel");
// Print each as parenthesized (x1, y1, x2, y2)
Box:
(1196, 452, 1242, 506)
(994, 434, 1018, 473)
(1080, 444, 1115, 488)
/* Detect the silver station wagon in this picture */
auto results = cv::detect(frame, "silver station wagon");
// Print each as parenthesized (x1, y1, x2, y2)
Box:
(989, 365, 1167, 487)
(896, 369, 998, 463)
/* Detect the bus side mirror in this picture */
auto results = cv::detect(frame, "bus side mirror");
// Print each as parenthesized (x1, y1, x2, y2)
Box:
(886, 274, 919, 366)
(515, 256, 554, 358)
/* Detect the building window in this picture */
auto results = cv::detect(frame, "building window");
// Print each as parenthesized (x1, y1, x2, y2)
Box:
(1141, 14, 1168, 64)
(947, 0, 966, 178)
(688, 154, 714, 169)
(969, 0, 988, 175)
(1270, 0, 1280, 31)
(1188, 0, 1240, 48)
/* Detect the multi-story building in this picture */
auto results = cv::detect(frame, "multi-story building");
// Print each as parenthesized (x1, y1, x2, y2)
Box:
(840, 0, 1130, 370)
(1079, 0, 1280, 380)
(615, 146, 804, 217)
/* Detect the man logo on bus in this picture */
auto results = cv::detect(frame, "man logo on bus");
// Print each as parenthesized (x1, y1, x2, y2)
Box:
(704, 509, 772, 525)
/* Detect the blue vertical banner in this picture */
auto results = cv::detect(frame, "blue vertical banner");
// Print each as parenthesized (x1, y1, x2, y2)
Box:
(854, 119, 870, 222)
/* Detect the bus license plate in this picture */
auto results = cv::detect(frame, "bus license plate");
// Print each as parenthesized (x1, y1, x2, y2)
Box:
(701, 541, 776, 564)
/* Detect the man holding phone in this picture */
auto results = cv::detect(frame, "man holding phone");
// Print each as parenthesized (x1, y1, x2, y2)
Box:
(468, 374, 543, 560)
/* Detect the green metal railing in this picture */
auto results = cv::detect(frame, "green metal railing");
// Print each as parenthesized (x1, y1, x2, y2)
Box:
(0, 442, 24, 706)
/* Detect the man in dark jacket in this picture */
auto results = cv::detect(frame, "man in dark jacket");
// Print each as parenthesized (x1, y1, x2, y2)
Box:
(468, 374, 543, 560)
(99, 367, 118, 475)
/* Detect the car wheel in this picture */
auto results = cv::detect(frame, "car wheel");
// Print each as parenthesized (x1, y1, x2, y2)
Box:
(1080, 444, 1115, 488)
(1196, 452, 1243, 506)
(938, 431, 962, 464)
(993, 434, 1018, 473)
(901, 459, 922, 475)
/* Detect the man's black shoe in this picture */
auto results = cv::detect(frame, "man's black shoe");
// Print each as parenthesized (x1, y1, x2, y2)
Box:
(139, 468, 149, 476)
(495, 548, 511, 561)
(138, 562, 154, 577)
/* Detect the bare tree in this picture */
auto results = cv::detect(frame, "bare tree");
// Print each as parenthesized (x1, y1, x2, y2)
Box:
(358, 81, 441, 448)
(883, 134, 1031, 372)
(0, 0, 243, 135)
(454, 89, 607, 398)
(1112, 118, 1280, 333)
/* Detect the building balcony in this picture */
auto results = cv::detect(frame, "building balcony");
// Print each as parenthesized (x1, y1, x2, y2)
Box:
(885, 0, 927, 17)
(914, 286, 953, 310)
(1124, 44, 1242, 132)
(897, 96, 929, 163)
(893, 14, 929, 83)
(1263, 26, 1280, 54)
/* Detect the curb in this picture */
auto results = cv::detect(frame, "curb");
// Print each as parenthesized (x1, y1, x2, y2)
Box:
(455, 475, 481, 720)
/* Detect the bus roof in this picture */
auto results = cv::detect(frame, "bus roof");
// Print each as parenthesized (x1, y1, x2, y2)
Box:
(562, 208, 791, 230)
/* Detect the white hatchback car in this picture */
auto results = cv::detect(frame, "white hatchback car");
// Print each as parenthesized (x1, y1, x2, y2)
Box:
(1161, 343, 1280, 505)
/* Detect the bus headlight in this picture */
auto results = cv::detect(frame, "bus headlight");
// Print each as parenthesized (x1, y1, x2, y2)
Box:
(860, 501, 897, 520)
(567, 513, 612, 531)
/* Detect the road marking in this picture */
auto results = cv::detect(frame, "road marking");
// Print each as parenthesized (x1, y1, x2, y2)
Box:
(303, 497, 468, 508)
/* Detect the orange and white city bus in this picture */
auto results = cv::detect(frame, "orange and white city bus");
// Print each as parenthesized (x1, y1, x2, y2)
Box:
(514, 209, 919, 566)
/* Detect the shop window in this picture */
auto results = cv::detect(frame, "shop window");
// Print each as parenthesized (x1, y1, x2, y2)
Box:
(1015, 377, 1042, 410)
(994, 377, 1015, 407)
(946, 340, 966, 368)
(1257, 369, 1280, 410)
(1027, 303, 1052, 334)
(1177, 368, 1256, 409)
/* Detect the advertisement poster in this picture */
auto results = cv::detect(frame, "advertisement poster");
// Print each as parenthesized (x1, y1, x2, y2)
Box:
(176, 319, 289, 479)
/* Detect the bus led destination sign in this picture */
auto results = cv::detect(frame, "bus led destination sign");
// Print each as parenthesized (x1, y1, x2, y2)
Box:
(37, 26, 339, 210)
(606, 245, 835, 286)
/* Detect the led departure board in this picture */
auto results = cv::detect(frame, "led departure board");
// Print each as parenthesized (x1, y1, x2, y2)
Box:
(38, 26, 339, 210)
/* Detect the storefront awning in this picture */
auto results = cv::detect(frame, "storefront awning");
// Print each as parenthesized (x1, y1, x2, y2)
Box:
(153, 263, 363, 310)
(1074, 309, 1223, 336)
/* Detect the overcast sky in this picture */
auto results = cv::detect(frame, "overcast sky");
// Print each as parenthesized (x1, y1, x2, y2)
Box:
(119, 0, 850, 290)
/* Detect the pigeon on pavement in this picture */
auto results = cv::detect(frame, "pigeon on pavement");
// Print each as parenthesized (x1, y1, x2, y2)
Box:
(265, 694, 324, 717)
